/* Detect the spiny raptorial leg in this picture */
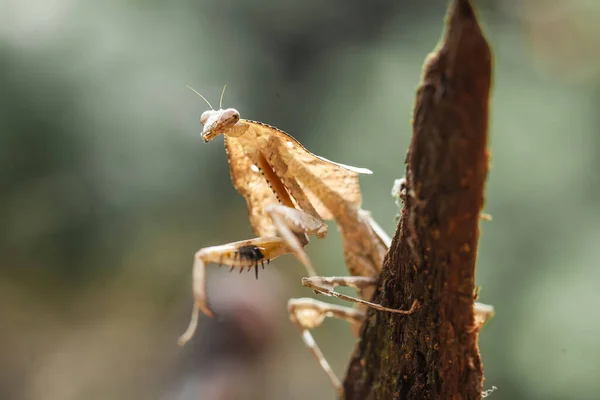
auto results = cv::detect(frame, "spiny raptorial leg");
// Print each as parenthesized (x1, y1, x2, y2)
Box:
(178, 236, 295, 346)
(265, 203, 327, 277)
(179, 204, 327, 346)
(288, 297, 365, 399)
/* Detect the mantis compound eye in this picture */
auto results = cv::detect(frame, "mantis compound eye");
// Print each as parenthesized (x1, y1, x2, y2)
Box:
(219, 108, 240, 125)
(200, 110, 213, 125)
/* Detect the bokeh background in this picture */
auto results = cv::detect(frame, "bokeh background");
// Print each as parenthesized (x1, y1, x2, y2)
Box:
(1, 0, 599, 399)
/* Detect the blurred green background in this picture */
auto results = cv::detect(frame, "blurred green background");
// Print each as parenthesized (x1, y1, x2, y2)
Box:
(1, 0, 599, 399)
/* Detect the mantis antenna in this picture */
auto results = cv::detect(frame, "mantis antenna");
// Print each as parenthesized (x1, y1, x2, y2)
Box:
(186, 85, 213, 110)
(219, 84, 227, 109)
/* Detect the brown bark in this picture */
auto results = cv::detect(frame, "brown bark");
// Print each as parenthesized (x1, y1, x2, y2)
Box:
(343, 1, 492, 399)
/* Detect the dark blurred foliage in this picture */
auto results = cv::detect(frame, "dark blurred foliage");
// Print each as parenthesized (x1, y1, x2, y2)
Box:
(1, 0, 600, 399)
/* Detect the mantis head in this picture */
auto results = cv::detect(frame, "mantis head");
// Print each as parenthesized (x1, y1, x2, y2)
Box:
(188, 85, 245, 143)
(200, 108, 242, 143)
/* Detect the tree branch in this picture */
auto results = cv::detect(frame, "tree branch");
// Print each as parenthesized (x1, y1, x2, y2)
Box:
(343, 1, 492, 399)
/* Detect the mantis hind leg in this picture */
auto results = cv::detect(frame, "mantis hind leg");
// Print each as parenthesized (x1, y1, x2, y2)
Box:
(301, 276, 494, 327)
(474, 302, 495, 328)
(287, 297, 365, 399)
(302, 275, 420, 315)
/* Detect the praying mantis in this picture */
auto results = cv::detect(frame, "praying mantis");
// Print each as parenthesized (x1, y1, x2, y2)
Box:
(179, 88, 495, 397)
